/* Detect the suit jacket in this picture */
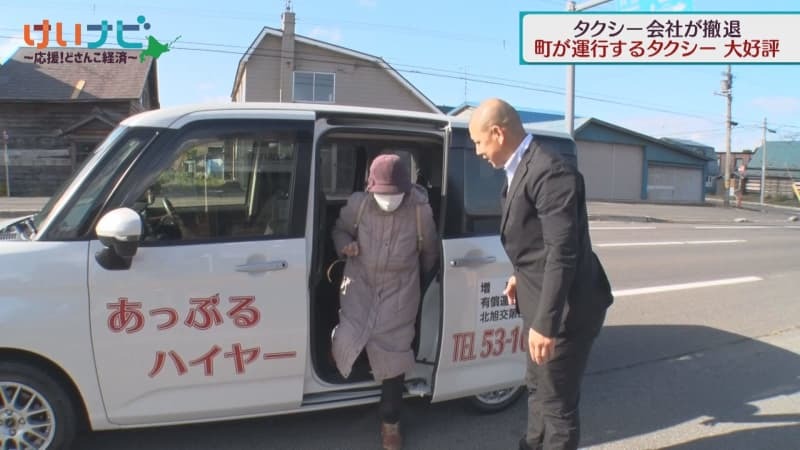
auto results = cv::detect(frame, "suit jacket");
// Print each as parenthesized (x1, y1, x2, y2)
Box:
(500, 137, 613, 338)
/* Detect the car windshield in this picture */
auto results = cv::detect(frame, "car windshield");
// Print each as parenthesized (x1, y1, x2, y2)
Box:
(33, 126, 129, 230)
(36, 127, 158, 239)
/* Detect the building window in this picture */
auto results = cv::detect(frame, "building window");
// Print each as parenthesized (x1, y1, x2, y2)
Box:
(293, 72, 335, 103)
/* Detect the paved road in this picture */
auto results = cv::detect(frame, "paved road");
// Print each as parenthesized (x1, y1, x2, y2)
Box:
(583, 222, 800, 449)
(72, 221, 800, 449)
(2, 197, 798, 222)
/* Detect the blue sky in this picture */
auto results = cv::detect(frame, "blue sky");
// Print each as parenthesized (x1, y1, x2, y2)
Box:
(1, 0, 798, 154)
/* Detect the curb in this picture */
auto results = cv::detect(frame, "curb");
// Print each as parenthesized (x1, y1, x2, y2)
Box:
(706, 198, 800, 213)
(588, 214, 671, 223)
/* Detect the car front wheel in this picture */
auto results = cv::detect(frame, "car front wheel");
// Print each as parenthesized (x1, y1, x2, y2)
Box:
(0, 361, 78, 450)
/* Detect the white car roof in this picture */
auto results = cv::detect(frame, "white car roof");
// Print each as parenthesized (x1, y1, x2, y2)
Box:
(121, 102, 572, 140)
(122, 102, 451, 129)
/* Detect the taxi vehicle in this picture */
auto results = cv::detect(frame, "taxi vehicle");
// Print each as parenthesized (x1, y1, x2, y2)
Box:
(0, 102, 574, 449)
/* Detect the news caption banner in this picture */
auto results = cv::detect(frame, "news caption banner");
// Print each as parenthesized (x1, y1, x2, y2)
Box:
(452, 277, 526, 363)
(519, 12, 800, 64)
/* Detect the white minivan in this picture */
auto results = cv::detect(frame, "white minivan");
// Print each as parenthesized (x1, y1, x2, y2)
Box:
(0, 103, 574, 449)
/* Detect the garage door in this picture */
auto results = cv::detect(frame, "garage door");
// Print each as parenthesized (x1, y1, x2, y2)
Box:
(647, 165, 703, 203)
(577, 141, 643, 201)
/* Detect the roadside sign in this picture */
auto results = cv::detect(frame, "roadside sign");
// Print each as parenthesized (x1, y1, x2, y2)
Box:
(617, 0, 693, 11)
(793, 182, 800, 204)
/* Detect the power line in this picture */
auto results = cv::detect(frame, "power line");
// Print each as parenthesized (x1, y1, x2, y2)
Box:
(164, 43, 735, 121)
(0, 26, 773, 124)
(0, 34, 778, 132)
(0, 24, 736, 120)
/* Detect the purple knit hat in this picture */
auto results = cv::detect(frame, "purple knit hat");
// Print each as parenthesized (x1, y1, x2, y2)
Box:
(366, 154, 412, 194)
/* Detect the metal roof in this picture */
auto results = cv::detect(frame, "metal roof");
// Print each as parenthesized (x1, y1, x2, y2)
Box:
(0, 47, 155, 102)
(746, 141, 800, 176)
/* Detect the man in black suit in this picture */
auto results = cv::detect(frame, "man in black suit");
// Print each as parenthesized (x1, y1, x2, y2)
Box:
(468, 98, 613, 450)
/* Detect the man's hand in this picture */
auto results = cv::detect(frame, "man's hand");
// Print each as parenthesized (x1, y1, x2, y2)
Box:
(503, 275, 517, 305)
(528, 328, 556, 365)
(340, 241, 359, 257)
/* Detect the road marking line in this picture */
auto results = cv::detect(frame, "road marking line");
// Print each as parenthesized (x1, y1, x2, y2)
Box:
(595, 239, 744, 248)
(686, 239, 747, 245)
(695, 225, 771, 229)
(613, 276, 763, 297)
(590, 226, 658, 230)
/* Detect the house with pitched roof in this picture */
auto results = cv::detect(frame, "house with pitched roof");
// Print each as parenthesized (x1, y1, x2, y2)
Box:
(0, 47, 159, 196)
(230, 7, 438, 113)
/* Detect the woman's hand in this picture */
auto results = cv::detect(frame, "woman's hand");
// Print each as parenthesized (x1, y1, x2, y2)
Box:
(340, 241, 360, 257)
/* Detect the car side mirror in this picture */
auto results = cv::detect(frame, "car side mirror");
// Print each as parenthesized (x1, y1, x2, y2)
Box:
(94, 208, 142, 270)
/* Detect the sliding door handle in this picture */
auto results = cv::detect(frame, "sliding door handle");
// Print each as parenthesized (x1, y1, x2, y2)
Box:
(449, 256, 496, 268)
(236, 260, 288, 273)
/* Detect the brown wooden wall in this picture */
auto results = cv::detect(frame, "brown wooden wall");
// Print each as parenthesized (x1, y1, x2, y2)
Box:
(0, 101, 139, 196)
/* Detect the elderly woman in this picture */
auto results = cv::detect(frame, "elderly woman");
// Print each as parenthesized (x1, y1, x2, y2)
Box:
(331, 154, 438, 450)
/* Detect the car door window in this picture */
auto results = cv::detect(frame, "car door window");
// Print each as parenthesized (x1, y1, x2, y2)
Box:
(135, 129, 305, 243)
(445, 140, 505, 238)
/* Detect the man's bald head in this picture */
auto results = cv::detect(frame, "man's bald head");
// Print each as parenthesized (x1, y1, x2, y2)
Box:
(471, 98, 525, 135)
(468, 98, 527, 168)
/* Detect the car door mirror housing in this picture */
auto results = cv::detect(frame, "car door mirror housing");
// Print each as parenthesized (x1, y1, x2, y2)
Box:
(95, 208, 142, 270)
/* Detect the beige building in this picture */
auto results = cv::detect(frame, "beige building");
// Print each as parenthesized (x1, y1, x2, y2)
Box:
(231, 8, 439, 113)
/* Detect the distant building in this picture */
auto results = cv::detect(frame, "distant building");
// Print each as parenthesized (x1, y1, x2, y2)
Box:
(660, 138, 720, 194)
(0, 47, 159, 196)
(444, 102, 564, 124)
(532, 118, 711, 204)
(231, 7, 438, 113)
(745, 141, 800, 198)
(716, 150, 753, 178)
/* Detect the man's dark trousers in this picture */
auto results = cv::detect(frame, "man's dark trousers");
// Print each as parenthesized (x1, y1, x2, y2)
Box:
(519, 313, 605, 450)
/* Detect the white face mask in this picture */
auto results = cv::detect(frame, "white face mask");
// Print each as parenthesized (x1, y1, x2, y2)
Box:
(373, 193, 404, 212)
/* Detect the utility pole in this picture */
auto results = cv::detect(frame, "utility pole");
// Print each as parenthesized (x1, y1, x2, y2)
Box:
(566, 1, 576, 139)
(565, 0, 613, 139)
(2, 130, 9, 197)
(759, 118, 777, 206)
(717, 65, 733, 207)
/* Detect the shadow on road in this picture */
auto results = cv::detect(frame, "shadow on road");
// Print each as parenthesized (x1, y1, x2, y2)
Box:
(661, 424, 800, 450)
(73, 324, 800, 449)
(581, 324, 800, 448)
(75, 393, 526, 450)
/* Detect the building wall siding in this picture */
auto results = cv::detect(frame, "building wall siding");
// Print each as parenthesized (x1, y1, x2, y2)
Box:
(0, 101, 133, 196)
(242, 36, 283, 102)
(241, 36, 434, 112)
(577, 140, 644, 201)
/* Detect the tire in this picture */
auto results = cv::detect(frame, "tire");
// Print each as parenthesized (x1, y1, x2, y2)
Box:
(0, 361, 78, 450)
(467, 385, 526, 413)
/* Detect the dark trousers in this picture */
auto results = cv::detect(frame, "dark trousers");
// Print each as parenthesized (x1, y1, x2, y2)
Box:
(520, 316, 604, 450)
(379, 374, 404, 424)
